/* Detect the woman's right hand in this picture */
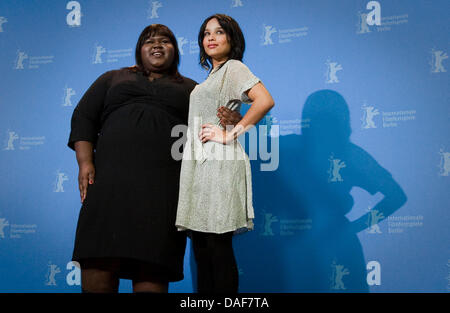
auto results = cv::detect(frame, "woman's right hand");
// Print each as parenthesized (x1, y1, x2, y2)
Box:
(78, 161, 95, 203)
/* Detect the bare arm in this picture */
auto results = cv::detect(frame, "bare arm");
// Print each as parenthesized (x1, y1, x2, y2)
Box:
(201, 82, 274, 144)
(229, 82, 274, 140)
(74, 141, 95, 203)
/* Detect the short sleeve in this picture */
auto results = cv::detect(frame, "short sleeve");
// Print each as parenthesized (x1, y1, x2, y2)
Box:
(226, 60, 260, 104)
(67, 71, 113, 151)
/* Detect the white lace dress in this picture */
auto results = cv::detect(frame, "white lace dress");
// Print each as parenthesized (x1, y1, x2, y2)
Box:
(175, 60, 261, 234)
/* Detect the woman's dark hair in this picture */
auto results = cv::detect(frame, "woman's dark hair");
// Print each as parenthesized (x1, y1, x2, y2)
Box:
(198, 14, 245, 71)
(130, 24, 183, 82)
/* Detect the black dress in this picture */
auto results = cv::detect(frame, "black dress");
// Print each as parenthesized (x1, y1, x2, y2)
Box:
(68, 68, 197, 282)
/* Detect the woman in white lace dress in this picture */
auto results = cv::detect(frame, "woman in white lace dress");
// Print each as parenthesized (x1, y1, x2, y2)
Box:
(176, 14, 274, 293)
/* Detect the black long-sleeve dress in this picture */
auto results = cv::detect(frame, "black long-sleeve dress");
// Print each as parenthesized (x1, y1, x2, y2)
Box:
(68, 68, 196, 281)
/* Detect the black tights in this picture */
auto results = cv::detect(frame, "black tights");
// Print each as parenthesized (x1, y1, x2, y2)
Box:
(191, 231, 239, 293)
(80, 258, 168, 293)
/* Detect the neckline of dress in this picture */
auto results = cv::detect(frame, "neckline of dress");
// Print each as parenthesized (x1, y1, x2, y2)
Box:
(139, 71, 169, 83)
(208, 60, 230, 77)
(148, 75, 169, 83)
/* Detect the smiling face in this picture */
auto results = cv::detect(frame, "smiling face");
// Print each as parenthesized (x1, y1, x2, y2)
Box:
(202, 18, 231, 67)
(140, 34, 175, 73)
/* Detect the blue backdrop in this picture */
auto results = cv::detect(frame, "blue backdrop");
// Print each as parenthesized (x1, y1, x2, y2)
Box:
(0, 0, 449, 293)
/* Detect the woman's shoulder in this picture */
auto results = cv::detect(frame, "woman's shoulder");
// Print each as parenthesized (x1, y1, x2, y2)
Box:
(180, 75, 198, 86)
(225, 59, 248, 70)
(227, 59, 243, 65)
(223, 59, 255, 77)
(179, 75, 198, 92)
(104, 68, 127, 76)
(95, 68, 128, 81)
(105, 66, 145, 78)
(87, 68, 141, 91)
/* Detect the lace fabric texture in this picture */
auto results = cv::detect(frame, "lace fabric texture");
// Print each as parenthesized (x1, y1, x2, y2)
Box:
(176, 60, 261, 234)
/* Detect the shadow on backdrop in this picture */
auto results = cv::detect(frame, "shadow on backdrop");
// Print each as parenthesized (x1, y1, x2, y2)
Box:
(233, 89, 407, 292)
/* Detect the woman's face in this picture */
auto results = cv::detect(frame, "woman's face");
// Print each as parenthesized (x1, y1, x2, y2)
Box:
(140, 34, 175, 73)
(203, 18, 231, 63)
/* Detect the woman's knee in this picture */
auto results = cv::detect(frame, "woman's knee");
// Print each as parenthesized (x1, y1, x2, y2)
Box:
(81, 268, 119, 293)
(132, 280, 168, 293)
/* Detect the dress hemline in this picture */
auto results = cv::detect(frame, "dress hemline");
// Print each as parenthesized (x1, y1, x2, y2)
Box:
(175, 220, 254, 236)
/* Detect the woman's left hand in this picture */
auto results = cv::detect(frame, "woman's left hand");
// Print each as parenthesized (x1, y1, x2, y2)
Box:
(199, 123, 232, 145)
(217, 106, 242, 129)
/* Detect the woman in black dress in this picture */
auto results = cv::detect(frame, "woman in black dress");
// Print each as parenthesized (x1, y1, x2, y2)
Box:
(68, 24, 196, 293)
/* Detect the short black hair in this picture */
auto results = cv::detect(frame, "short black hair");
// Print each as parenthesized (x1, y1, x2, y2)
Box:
(198, 14, 245, 71)
(132, 24, 183, 82)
